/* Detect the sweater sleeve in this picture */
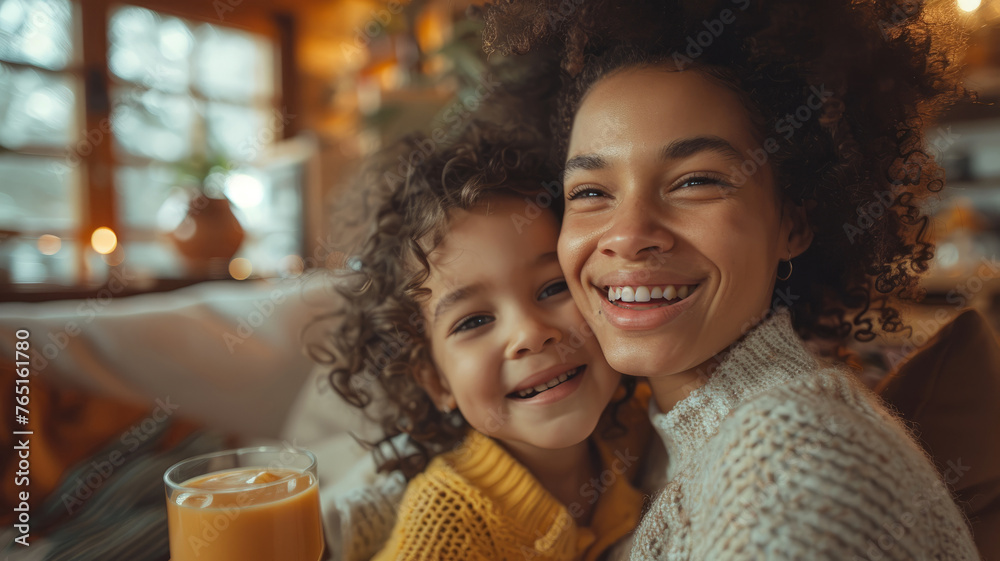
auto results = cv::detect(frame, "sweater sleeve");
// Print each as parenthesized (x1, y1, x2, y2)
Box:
(690, 385, 980, 561)
(322, 469, 405, 561)
(371, 470, 500, 561)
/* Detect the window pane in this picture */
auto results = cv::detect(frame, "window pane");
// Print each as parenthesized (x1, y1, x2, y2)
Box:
(0, 0, 75, 70)
(0, 62, 77, 148)
(0, 153, 78, 232)
(111, 87, 195, 161)
(205, 102, 274, 161)
(108, 5, 191, 93)
(119, 240, 184, 279)
(3, 236, 78, 284)
(194, 23, 273, 103)
(116, 163, 184, 229)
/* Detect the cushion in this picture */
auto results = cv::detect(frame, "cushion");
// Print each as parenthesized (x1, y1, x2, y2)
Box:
(876, 309, 1000, 560)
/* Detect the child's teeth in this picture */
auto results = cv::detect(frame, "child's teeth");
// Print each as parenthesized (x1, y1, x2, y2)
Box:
(650, 286, 663, 299)
(634, 286, 650, 302)
(663, 285, 677, 300)
(621, 286, 635, 302)
(677, 285, 690, 298)
(533, 383, 548, 392)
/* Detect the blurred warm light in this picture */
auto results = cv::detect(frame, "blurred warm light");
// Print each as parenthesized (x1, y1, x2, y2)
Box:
(37, 234, 62, 255)
(91, 227, 118, 254)
(958, 0, 981, 11)
(224, 173, 265, 208)
(229, 257, 252, 280)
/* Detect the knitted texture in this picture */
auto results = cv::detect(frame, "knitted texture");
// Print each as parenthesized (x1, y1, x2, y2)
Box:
(373, 393, 651, 561)
(629, 309, 980, 561)
(324, 469, 406, 561)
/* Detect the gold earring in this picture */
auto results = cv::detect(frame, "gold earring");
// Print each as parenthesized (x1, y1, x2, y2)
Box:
(777, 251, 793, 281)
(440, 398, 456, 414)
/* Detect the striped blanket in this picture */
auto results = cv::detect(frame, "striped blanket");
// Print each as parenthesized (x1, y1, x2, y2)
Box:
(2, 425, 226, 561)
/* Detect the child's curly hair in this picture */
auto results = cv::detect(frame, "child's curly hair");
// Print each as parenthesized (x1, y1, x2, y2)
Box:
(315, 120, 632, 478)
(480, 0, 970, 344)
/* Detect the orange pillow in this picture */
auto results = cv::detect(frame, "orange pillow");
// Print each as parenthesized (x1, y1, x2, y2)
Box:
(875, 309, 1000, 560)
(0, 362, 203, 529)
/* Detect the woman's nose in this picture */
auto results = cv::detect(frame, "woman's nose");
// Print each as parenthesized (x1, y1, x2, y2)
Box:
(597, 195, 675, 260)
(506, 310, 562, 359)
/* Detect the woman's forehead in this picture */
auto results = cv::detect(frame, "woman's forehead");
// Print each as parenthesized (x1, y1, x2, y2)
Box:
(568, 66, 759, 159)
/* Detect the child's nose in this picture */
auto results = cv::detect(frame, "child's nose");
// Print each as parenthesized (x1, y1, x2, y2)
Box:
(506, 311, 562, 358)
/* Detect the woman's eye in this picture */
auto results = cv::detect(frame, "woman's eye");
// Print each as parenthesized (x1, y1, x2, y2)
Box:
(452, 315, 494, 334)
(675, 174, 732, 190)
(539, 281, 569, 300)
(566, 186, 607, 200)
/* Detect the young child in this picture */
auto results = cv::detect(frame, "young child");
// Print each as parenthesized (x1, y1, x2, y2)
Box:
(324, 121, 650, 561)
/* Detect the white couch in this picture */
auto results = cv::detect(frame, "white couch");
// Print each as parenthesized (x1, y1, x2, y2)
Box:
(0, 271, 401, 559)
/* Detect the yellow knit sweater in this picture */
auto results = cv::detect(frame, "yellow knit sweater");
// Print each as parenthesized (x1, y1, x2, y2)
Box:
(373, 390, 651, 561)
(374, 385, 651, 561)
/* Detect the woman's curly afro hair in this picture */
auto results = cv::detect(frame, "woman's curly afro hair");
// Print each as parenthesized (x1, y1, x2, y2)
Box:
(480, 0, 970, 344)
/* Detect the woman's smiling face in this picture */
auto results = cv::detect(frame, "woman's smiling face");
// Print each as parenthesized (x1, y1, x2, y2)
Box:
(559, 66, 812, 379)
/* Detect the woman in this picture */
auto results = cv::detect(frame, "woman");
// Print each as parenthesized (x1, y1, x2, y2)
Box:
(482, 0, 981, 558)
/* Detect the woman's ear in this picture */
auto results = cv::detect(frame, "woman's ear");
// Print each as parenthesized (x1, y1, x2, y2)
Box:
(416, 366, 456, 412)
(782, 199, 815, 258)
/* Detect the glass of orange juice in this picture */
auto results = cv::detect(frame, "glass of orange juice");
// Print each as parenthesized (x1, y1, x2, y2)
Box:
(164, 446, 324, 561)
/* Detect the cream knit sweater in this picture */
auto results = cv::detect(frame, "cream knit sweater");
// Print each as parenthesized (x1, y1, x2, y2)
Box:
(628, 309, 980, 560)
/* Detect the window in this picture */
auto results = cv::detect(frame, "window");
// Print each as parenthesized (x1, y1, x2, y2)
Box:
(0, 0, 81, 285)
(0, 1, 304, 294)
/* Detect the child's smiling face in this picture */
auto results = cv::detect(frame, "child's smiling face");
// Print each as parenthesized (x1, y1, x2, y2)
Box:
(419, 195, 621, 451)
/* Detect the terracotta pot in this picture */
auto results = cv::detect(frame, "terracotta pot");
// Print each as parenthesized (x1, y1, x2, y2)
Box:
(170, 194, 245, 275)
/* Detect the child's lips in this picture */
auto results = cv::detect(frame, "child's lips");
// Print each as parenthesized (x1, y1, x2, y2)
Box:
(507, 365, 585, 399)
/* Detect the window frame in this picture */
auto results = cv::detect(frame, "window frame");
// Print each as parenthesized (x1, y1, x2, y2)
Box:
(0, 0, 299, 300)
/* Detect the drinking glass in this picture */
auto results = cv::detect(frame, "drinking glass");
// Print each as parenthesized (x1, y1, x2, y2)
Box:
(164, 446, 324, 561)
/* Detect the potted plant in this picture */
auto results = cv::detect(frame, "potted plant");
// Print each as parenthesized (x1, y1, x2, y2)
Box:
(168, 154, 245, 277)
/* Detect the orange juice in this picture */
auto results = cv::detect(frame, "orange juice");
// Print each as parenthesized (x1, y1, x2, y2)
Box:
(166, 467, 323, 561)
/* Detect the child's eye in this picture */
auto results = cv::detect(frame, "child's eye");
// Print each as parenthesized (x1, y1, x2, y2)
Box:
(451, 315, 494, 334)
(566, 185, 607, 200)
(539, 281, 569, 300)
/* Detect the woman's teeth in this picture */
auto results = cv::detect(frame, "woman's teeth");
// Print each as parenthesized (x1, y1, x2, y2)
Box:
(606, 284, 697, 303)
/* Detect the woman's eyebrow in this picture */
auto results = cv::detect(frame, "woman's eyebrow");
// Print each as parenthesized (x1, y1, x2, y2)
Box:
(661, 135, 743, 163)
(564, 135, 744, 182)
(563, 154, 607, 182)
